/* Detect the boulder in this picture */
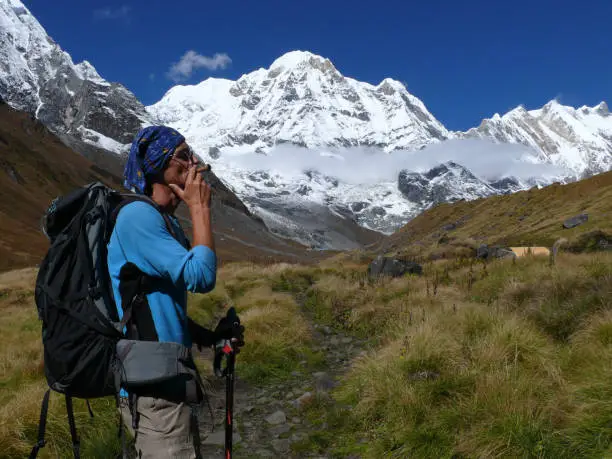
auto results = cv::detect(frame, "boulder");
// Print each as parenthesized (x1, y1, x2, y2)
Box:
(494, 248, 517, 259)
(476, 245, 516, 260)
(563, 214, 588, 229)
(368, 255, 423, 278)
(265, 410, 287, 425)
(476, 244, 489, 259)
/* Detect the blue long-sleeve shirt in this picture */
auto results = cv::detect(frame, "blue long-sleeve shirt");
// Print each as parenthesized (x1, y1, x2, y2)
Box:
(107, 201, 216, 347)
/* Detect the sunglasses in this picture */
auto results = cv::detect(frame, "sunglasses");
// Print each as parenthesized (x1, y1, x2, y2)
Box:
(169, 146, 196, 165)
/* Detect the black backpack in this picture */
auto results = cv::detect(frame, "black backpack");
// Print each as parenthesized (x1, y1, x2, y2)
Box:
(30, 182, 207, 459)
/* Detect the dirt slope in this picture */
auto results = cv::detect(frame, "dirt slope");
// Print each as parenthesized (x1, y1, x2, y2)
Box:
(0, 101, 328, 271)
(373, 170, 612, 255)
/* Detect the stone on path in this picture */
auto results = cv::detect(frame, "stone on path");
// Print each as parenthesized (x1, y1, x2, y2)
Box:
(313, 372, 336, 391)
(291, 432, 307, 442)
(271, 439, 290, 452)
(241, 405, 255, 413)
(202, 429, 242, 446)
(270, 423, 291, 437)
(292, 391, 314, 409)
(265, 410, 287, 425)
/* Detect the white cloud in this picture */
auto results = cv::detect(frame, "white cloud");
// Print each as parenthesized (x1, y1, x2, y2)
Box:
(93, 5, 131, 21)
(166, 51, 231, 82)
(227, 139, 570, 185)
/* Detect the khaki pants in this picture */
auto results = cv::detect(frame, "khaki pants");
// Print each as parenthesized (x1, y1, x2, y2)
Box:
(119, 396, 213, 459)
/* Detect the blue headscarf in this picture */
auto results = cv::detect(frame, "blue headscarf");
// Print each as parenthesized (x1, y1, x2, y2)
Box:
(124, 125, 185, 194)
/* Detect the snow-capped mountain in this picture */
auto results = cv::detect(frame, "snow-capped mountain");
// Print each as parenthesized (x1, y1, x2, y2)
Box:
(147, 51, 449, 155)
(398, 161, 496, 205)
(1, 0, 611, 248)
(0, 0, 150, 153)
(459, 100, 612, 177)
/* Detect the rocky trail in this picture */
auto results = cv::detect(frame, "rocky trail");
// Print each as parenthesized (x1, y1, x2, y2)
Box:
(198, 312, 366, 459)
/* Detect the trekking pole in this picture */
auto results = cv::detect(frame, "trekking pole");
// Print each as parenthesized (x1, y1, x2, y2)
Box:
(213, 307, 240, 459)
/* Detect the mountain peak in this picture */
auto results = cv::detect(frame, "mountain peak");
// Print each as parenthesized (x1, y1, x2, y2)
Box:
(596, 101, 609, 114)
(461, 98, 612, 176)
(539, 99, 569, 114)
(377, 78, 405, 95)
(269, 50, 337, 74)
(270, 50, 318, 67)
(147, 49, 447, 153)
(75, 60, 106, 84)
(505, 105, 528, 118)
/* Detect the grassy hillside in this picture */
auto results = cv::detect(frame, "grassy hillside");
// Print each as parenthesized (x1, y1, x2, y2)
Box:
(0, 103, 123, 271)
(2, 111, 611, 457)
(375, 170, 612, 258)
(2, 248, 611, 458)
(0, 102, 329, 271)
(292, 252, 612, 458)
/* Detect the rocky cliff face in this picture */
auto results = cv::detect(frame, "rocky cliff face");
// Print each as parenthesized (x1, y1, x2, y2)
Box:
(1, 0, 611, 249)
(398, 162, 495, 205)
(0, 0, 150, 153)
(146, 51, 449, 156)
(458, 100, 612, 178)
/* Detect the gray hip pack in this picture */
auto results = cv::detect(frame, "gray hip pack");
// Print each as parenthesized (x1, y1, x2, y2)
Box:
(115, 339, 205, 405)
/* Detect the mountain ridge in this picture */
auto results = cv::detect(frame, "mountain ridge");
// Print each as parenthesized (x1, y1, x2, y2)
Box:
(0, 0, 151, 152)
(457, 99, 612, 177)
(147, 49, 449, 156)
(1, 0, 611, 249)
(0, 99, 331, 271)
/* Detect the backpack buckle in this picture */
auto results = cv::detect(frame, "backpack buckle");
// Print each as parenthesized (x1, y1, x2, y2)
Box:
(89, 285, 101, 299)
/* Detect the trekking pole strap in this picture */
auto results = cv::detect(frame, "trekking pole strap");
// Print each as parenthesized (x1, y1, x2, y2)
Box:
(29, 389, 51, 459)
(65, 395, 81, 459)
(225, 351, 236, 459)
(86, 400, 94, 418)
(117, 399, 129, 459)
(190, 405, 203, 459)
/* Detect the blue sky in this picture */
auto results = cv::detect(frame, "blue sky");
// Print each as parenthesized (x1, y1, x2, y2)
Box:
(23, 0, 611, 131)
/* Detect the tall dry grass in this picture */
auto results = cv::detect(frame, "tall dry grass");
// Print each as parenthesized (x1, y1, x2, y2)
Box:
(1, 262, 322, 457)
(2, 252, 611, 457)
(295, 252, 612, 458)
(0, 271, 121, 458)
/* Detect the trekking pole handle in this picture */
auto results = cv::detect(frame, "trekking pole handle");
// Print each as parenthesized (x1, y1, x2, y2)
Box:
(226, 307, 239, 327)
(213, 339, 233, 377)
(213, 307, 240, 377)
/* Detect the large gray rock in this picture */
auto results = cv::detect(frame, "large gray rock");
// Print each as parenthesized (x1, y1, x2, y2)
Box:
(202, 429, 242, 445)
(265, 410, 287, 425)
(398, 162, 495, 205)
(477, 244, 489, 259)
(368, 255, 423, 278)
(563, 214, 588, 229)
(477, 245, 516, 260)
